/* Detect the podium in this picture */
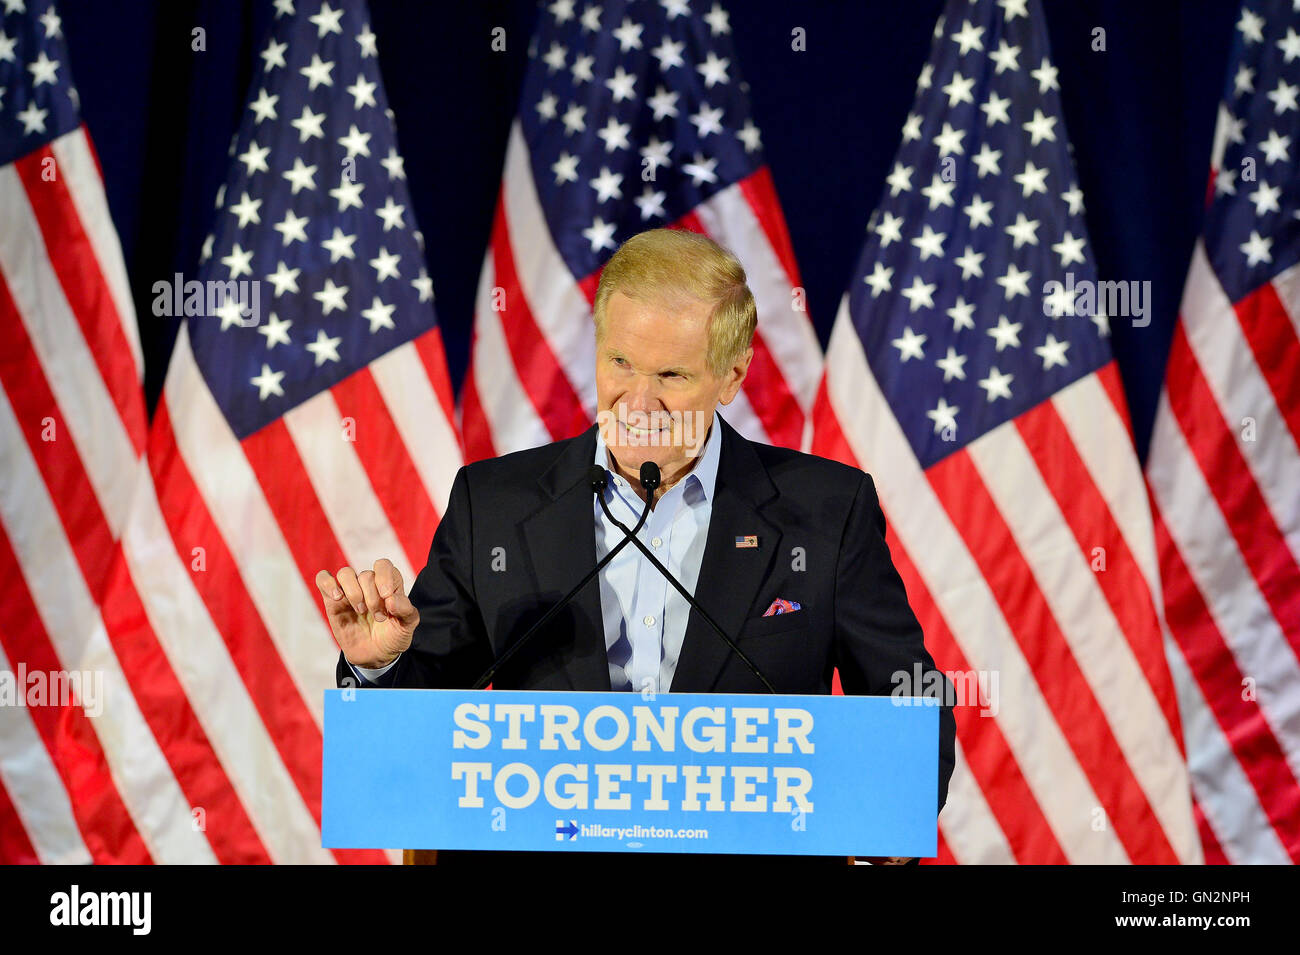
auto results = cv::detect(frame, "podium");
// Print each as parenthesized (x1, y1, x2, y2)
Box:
(322, 688, 940, 859)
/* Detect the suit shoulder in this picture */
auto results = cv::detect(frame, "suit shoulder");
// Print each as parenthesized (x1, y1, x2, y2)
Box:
(459, 428, 593, 489)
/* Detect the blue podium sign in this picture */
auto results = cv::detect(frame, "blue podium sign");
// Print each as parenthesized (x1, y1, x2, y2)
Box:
(322, 688, 938, 856)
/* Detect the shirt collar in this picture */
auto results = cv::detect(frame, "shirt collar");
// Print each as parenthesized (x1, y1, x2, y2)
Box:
(594, 409, 722, 501)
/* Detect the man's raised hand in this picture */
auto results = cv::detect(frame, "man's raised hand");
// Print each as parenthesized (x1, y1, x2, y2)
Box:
(316, 558, 418, 669)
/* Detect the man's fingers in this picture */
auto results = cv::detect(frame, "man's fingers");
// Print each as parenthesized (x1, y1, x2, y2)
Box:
(384, 587, 418, 630)
(374, 558, 405, 600)
(315, 570, 346, 604)
(336, 566, 365, 616)
(357, 570, 384, 618)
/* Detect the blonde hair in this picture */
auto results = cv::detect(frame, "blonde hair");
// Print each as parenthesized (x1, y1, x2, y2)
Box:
(593, 229, 756, 378)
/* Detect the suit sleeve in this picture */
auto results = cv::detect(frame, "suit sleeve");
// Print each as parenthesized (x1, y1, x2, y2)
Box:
(831, 472, 957, 817)
(334, 465, 494, 690)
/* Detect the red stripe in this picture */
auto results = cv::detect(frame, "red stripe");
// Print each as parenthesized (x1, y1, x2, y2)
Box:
(928, 450, 1180, 863)
(1164, 322, 1300, 657)
(458, 353, 498, 464)
(0, 273, 114, 597)
(489, 199, 590, 443)
(14, 147, 145, 454)
(737, 167, 803, 291)
(670, 211, 804, 448)
(412, 326, 459, 435)
(1095, 361, 1136, 447)
(1233, 281, 1300, 452)
(98, 541, 274, 863)
(149, 403, 388, 865)
(0, 526, 151, 864)
(1150, 493, 1300, 861)
(0, 774, 40, 864)
(1193, 797, 1229, 865)
(810, 374, 858, 467)
(332, 369, 439, 571)
(243, 420, 349, 620)
(886, 523, 1068, 865)
(1018, 389, 1186, 750)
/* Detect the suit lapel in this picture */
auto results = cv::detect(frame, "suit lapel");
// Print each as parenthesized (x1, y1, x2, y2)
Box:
(519, 425, 612, 691)
(671, 417, 782, 692)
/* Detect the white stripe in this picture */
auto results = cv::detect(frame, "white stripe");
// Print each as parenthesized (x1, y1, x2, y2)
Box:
(1179, 243, 1300, 563)
(370, 341, 462, 515)
(966, 420, 1199, 862)
(504, 122, 597, 415)
(283, 389, 414, 587)
(936, 742, 1016, 864)
(715, 386, 768, 446)
(1147, 392, 1300, 783)
(118, 476, 335, 864)
(469, 257, 551, 454)
(822, 303, 1128, 862)
(50, 129, 143, 373)
(1163, 634, 1288, 863)
(1271, 259, 1300, 340)
(693, 183, 822, 410)
(0, 641, 92, 864)
(1052, 373, 1161, 596)
(0, 165, 137, 537)
(162, 327, 336, 726)
(0, 388, 214, 864)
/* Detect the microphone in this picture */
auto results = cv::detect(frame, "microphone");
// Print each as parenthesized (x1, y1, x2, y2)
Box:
(601, 461, 777, 694)
(470, 465, 653, 690)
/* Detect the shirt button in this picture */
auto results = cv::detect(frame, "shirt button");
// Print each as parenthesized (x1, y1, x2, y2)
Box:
(651, 536, 662, 548)
(643, 615, 655, 627)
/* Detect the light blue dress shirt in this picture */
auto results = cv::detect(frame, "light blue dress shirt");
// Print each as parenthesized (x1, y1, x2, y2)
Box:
(350, 412, 722, 691)
(593, 410, 720, 693)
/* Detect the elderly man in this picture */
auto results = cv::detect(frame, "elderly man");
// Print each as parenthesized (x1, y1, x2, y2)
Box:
(316, 228, 955, 865)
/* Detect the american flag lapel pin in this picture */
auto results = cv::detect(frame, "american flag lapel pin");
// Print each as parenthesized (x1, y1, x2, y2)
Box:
(735, 535, 759, 548)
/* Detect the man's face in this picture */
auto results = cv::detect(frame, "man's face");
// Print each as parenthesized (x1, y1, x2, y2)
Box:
(595, 290, 750, 485)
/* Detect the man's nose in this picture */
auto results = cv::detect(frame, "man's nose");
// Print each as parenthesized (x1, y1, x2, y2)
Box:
(625, 373, 661, 409)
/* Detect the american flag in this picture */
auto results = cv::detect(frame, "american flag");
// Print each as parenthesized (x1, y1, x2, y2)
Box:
(460, 0, 822, 460)
(1145, 0, 1300, 864)
(0, 0, 148, 864)
(813, 0, 1202, 862)
(5, 0, 460, 863)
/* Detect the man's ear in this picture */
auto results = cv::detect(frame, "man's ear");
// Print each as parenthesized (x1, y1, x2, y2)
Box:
(718, 346, 753, 406)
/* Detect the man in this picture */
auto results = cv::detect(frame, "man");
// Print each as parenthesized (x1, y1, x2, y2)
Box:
(317, 228, 956, 865)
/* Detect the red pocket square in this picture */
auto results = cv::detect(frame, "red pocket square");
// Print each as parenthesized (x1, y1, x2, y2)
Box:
(762, 598, 802, 617)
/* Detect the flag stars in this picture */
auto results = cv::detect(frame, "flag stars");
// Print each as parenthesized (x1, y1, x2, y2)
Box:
(612, 17, 644, 51)
(258, 312, 292, 348)
(1022, 109, 1057, 145)
(330, 176, 365, 212)
(999, 0, 1029, 21)
(339, 124, 372, 159)
(911, 224, 947, 260)
(737, 119, 762, 153)
(266, 261, 301, 297)
(927, 398, 959, 435)
(605, 65, 636, 100)
(1061, 185, 1084, 215)
(1234, 64, 1255, 96)
(542, 42, 567, 72)
(936, 347, 968, 382)
(651, 36, 685, 71)
(291, 105, 326, 142)
(900, 276, 936, 312)
(590, 166, 624, 202)
(981, 91, 1011, 126)
(583, 217, 617, 252)
(1030, 57, 1059, 93)
(1237, 8, 1265, 44)
(634, 185, 667, 220)
(273, 209, 309, 245)
(1259, 129, 1291, 164)
(863, 263, 893, 297)
(562, 103, 587, 135)
(1266, 79, 1298, 114)
(0, 31, 15, 64)
(222, 243, 254, 279)
(972, 143, 1002, 177)
(406, 268, 433, 303)
(942, 72, 975, 107)
(704, 3, 730, 36)
(27, 50, 58, 85)
(552, 151, 580, 184)
(892, 326, 927, 361)
(381, 147, 406, 180)
(309, 2, 344, 37)
(282, 158, 318, 194)
(690, 103, 725, 138)
(300, 54, 335, 91)
(322, 227, 358, 262)
(963, 194, 994, 229)
(375, 197, 406, 231)
(987, 315, 1022, 351)
(362, 296, 396, 333)
(683, 153, 718, 186)
(1278, 27, 1300, 62)
(229, 192, 263, 227)
(306, 329, 343, 366)
(1005, 213, 1040, 248)
(580, 3, 602, 31)
(886, 162, 914, 196)
(1249, 181, 1281, 215)
(357, 23, 378, 57)
(697, 51, 730, 88)
(1014, 160, 1049, 197)
(249, 88, 279, 122)
(536, 92, 558, 120)
(238, 141, 271, 175)
(16, 102, 48, 134)
(978, 367, 1014, 402)
(250, 364, 286, 401)
(1035, 334, 1070, 370)
(933, 122, 966, 156)
(950, 20, 984, 55)
(901, 113, 923, 142)
(39, 7, 62, 37)
(347, 75, 378, 110)
(954, 245, 985, 279)
(649, 87, 680, 121)
(875, 211, 904, 247)
(640, 137, 672, 173)
(314, 278, 349, 315)
(921, 174, 957, 209)
(597, 116, 631, 152)
(1240, 230, 1273, 266)
(261, 38, 288, 71)
(990, 39, 1020, 73)
(1053, 231, 1087, 267)
(996, 262, 1032, 299)
(946, 297, 976, 331)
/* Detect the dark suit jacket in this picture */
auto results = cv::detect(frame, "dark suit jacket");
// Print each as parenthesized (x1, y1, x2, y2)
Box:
(336, 413, 957, 863)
